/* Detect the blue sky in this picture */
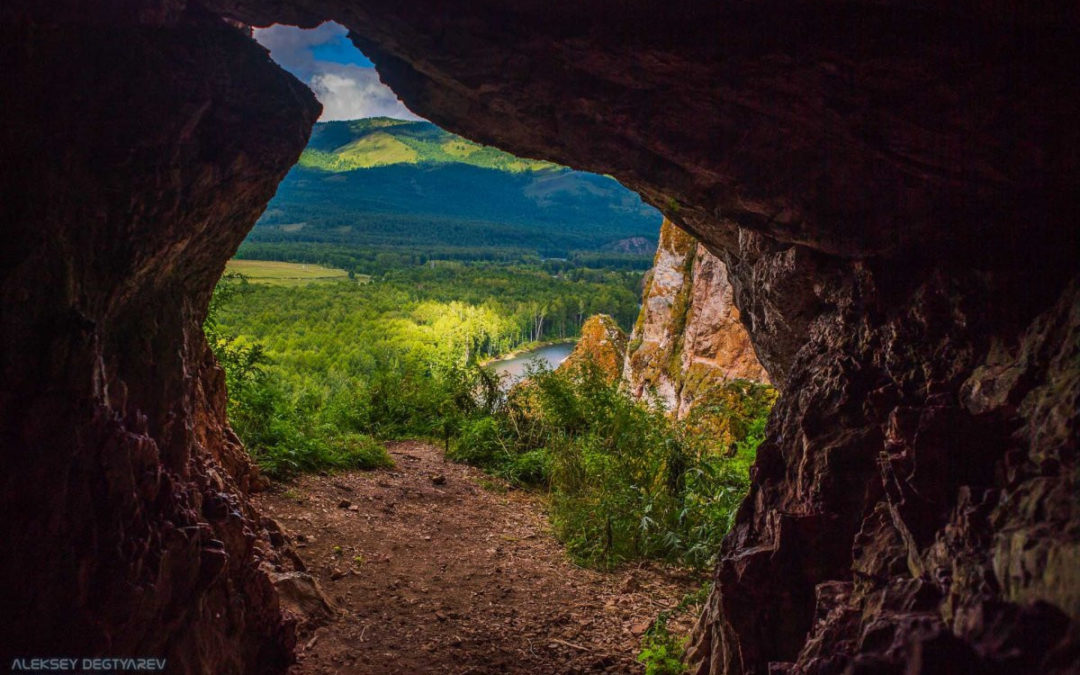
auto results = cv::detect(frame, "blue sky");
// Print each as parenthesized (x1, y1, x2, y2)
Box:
(254, 22, 421, 121)
(310, 36, 373, 68)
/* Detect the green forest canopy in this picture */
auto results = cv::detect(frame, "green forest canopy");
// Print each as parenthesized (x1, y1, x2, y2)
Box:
(247, 118, 662, 263)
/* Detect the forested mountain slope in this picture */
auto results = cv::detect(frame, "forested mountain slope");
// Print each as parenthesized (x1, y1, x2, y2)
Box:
(249, 118, 661, 257)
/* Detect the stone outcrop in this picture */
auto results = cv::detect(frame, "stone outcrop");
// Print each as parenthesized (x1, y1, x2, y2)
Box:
(624, 220, 768, 418)
(687, 268, 1080, 675)
(0, 6, 319, 672)
(2, 2, 1077, 673)
(559, 314, 628, 382)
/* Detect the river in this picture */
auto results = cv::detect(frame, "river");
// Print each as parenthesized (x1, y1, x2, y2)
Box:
(487, 342, 575, 386)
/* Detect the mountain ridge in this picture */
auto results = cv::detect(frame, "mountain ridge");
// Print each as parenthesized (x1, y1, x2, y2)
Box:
(297, 117, 556, 173)
(250, 118, 662, 257)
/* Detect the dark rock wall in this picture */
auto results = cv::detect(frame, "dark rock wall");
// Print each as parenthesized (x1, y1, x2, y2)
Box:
(0, 6, 318, 671)
(1, 1, 1077, 673)
(689, 258, 1079, 673)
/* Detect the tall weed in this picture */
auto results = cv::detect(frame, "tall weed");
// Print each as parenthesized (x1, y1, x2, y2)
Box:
(449, 361, 774, 569)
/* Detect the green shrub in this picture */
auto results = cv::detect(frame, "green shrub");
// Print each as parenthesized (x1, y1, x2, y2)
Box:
(223, 371, 394, 480)
(505, 447, 551, 484)
(446, 360, 772, 569)
(448, 415, 552, 486)
(541, 364, 749, 567)
(635, 584, 711, 675)
(326, 432, 394, 471)
(637, 618, 687, 675)
(448, 416, 506, 467)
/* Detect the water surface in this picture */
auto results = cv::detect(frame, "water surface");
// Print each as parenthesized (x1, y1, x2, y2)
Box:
(488, 342, 575, 385)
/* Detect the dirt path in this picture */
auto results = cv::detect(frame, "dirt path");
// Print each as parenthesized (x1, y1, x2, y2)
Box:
(255, 441, 702, 674)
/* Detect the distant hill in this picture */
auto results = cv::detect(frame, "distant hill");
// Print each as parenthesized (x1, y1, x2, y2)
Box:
(297, 118, 555, 173)
(249, 118, 661, 258)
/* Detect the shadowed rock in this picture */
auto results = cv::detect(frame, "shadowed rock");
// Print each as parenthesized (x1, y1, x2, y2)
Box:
(1, 1, 1077, 673)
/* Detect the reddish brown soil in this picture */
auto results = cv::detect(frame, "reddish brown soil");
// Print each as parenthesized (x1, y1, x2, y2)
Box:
(255, 441, 703, 674)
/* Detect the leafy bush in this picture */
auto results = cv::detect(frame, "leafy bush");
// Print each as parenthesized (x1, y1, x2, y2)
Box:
(448, 416, 506, 467)
(636, 583, 711, 675)
(448, 414, 552, 485)
(327, 432, 395, 471)
(638, 620, 687, 675)
(506, 448, 551, 485)
(222, 370, 393, 480)
(541, 364, 754, 568)
(446, 360, 773, 569)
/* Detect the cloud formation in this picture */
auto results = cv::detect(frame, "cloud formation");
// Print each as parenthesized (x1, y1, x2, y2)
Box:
(309, 66, 423, 121)
(254, 23, 421, 121)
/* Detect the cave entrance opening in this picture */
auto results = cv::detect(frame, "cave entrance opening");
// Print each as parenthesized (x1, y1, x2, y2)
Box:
(206, 20, 717, 672)
(216, 20, 663, 480)
(6, 6, 1078, 674)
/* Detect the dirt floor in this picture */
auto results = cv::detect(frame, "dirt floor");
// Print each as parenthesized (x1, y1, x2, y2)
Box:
(255, 441, 704, 674)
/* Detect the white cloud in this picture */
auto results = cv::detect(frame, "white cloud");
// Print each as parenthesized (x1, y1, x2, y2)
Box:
(253, 23, 421, 122)
(253, 23, 340, 81)
(309, 66, 422, 121)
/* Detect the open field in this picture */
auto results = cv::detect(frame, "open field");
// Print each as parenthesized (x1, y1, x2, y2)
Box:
(225, 259, 366, 286)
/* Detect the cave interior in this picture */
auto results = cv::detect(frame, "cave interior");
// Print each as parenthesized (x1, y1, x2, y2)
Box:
(0, 1, 1077, 673)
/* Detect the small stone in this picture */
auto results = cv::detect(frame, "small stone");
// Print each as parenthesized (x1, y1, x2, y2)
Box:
(338, 499, 351, 509)
(348, 505, 359, 512)
(269, 571, 336, 625)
